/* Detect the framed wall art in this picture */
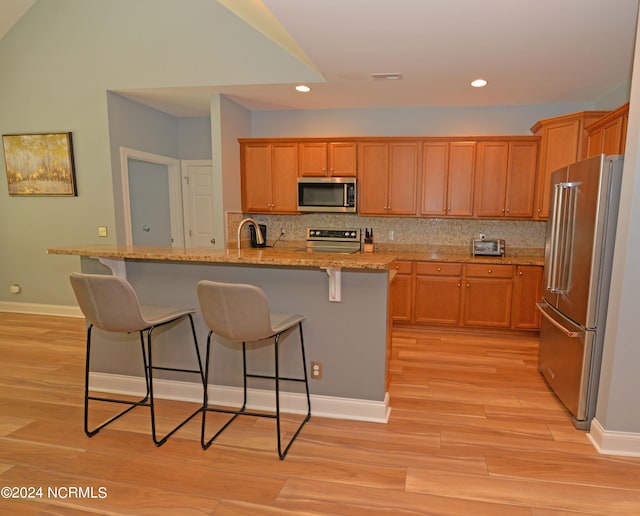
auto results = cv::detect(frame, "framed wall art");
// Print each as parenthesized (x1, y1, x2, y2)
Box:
(2, 132, 77, 196)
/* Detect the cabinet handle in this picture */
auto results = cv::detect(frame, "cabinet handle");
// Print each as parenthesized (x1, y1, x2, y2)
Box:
(437, 267, 441, 272)
(466, 283, 470, 288)
(457, 282, 461, 288)
(519, 271, 523, 276)
(488, 269, 492, 273)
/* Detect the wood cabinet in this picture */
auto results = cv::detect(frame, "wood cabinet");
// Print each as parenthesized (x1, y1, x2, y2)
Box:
(241, 142, 299, 213)
(421, 141, 476, 217)
(512, 266, 543, 329)
(414, 262, 463, 325)
(531, 111, 608, 219)
(299, 142, 357, 177)
(390, 261, 413, 321)
(474, 141, 538, 218)
(585, 103, 629, 158)
(462, 264, 514, 328)
(396, 261, 542, 332)
(358, 142, 419, 215)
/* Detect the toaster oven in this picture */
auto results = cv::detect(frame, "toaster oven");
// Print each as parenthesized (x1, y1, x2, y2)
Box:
(472, 238, 505, 256)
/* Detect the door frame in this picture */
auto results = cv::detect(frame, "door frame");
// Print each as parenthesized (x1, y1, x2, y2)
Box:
(120, 147, 184, 247)
(180, 159, 214, 248)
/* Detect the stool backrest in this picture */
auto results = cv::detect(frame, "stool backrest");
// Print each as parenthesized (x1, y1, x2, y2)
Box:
(197, 280, 273, 341)
(70, 273, 147, 333)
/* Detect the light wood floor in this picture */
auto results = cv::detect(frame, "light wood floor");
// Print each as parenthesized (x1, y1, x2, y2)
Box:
(2, 313, 640, 515)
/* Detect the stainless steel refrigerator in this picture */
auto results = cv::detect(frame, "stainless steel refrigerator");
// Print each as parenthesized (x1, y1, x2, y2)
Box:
(537, 154, 624, 430)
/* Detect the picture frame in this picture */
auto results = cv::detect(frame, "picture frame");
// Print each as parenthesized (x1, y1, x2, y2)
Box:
(2, 132, 77, 196)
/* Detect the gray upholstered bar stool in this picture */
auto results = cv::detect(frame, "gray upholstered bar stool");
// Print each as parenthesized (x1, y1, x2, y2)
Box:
(70, 272, 205, 446)
(197, 280, 311, 460)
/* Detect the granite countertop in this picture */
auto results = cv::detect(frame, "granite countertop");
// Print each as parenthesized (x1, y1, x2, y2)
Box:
(46, 244, 397, 270)
(47, 243, 545, 269)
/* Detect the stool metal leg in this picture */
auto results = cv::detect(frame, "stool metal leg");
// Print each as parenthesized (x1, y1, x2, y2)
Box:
(84, 324, 150, 437)
(84, 314, 205, 446)
(275, 321, 311, 460)
(201, 321, 311, 459)
(147, 314, 205, 447)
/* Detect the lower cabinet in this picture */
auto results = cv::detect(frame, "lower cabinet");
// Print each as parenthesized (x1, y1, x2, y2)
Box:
(391, 261, 542, 331)
(462, 264, 514, 327)
(414, 262, 463, 325)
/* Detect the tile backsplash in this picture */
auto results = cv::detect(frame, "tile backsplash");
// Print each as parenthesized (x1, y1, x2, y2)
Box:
(228, 212, 546, 249)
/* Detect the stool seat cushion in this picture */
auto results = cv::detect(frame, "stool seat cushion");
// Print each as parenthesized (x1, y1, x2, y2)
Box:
(197, 280, 303, 342)
(70, 272, 194, 333)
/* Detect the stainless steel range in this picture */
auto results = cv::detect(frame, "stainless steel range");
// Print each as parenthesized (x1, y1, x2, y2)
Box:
(305, 227, 361, 253)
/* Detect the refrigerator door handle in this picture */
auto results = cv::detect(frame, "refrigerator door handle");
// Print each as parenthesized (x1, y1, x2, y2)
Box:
(537, 303, 579, 337)
(547, 183, 564, 292)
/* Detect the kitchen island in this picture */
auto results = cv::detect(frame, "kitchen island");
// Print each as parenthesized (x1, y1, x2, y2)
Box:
(47, 244, 398, 422)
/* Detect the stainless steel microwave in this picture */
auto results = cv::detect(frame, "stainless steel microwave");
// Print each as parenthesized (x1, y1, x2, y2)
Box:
(297, 177, 357, 213)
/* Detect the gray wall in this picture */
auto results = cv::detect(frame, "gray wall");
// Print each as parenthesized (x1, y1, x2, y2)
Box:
(0, 0, 319, 307)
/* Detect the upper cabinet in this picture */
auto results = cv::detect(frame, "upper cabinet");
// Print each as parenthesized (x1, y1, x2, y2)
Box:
(358, 141, 419, 215)
(299, 141, 357, 177)
(421, 141, 476, 217)
(475, 140, 538, 218)
(585, 103, 629, 158)
(531, 111, 608, 219)
(240, 142, 299, 213)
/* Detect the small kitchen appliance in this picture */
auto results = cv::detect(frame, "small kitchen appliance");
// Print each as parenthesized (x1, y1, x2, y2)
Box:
(249, 224, 268, 247)
(472, 238, 505, 256)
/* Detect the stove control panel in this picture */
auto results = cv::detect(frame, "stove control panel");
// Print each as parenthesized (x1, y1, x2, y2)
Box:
(306, 228, 361, 241)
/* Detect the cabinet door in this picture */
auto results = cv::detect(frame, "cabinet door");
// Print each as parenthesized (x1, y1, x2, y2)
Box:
(475, 141, 509, 217)
(242, 143, 272, 212)
(463, 265, 514, 327)
(388, 143, 419, 215)
(358, 143, 389, 214)
(328, 142, 357, 177)
(602, 117, 625, 156)
(271, 143, 299, 213)
(298, 142, 327, 177)
(391, 261, 413, 321)
(505, 141, 537, 218)
(463, 278, 513, 327)
(421, 142, 449, 216)
(414, 262, 463, 325)
(512, 266, 542, 329)
(447, 142, 476, 217)
(535, 119, 581, 219)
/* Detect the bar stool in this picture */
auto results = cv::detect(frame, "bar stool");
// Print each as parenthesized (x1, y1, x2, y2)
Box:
(196, 280, 311, 460)
(69, 272, 205, 446)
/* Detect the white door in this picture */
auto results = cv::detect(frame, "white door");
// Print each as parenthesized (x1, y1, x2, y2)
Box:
(181, 160, 216, 248)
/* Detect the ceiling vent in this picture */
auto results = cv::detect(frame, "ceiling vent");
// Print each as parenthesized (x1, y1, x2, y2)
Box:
(370, 73, 403, 81)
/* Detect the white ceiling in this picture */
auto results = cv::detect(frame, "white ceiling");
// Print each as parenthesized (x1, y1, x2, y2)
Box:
(3, 1, 639, 116)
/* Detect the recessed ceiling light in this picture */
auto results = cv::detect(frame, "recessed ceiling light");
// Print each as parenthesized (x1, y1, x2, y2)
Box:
(471, 79, 488, 88)
(295, 85, 311, 92)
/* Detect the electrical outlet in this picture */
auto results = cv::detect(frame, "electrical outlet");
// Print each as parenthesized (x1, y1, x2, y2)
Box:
(311, 361, 322, 380)
(98, 226, 108, 237)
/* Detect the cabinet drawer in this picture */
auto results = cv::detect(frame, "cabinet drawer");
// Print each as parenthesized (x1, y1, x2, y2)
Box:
(391, 261, 413, 274)
(416, 262, 462, 276)
(465, 264, 514, 278)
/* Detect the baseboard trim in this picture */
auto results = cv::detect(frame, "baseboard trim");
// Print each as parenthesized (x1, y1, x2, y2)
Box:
(0, 301, 83, 318)
(588, 418, 640, 457)
(89, 372, 390, 424)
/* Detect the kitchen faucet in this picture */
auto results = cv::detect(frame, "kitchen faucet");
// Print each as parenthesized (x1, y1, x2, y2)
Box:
(237, 217, 264, 250)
